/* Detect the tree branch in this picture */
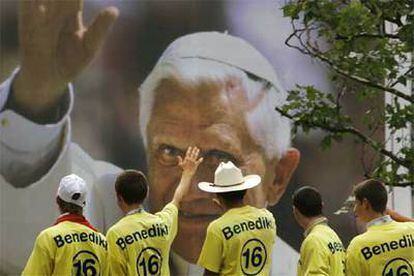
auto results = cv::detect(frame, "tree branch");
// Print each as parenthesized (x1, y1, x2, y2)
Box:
(285, 24, 414, 103)
(275, 107, 411, 168)
(390, 66, 414, 87)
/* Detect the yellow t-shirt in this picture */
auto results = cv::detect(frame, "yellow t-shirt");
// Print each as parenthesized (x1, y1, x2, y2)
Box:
(297, 222, 345, 276)
(106, 203, 178, 276)
(346, 220, 414, 276)
(197, 205, 276, 275)
(22, 221, 108, 276)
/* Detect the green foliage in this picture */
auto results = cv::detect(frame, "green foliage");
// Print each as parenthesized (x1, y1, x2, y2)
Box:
(280, 0, 413, 186)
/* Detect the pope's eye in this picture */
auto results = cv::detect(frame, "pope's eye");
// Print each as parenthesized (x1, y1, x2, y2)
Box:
(157, 145, 184, 166)
(204, 150, 238, 166)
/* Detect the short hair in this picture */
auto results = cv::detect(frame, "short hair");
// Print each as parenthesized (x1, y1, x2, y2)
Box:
(56, 196, 83, 215)
(292, 186, 323, 217)
(115, 170, 148, 205)
(139, 58, 291, 160)
(353, 179, 388, 213)
(217, 190, 247, 205)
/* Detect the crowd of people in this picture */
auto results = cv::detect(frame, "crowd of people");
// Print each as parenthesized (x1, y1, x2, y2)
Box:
(22, 147, 414, 275)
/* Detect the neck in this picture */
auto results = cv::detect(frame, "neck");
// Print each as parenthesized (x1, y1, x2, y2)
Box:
(223, 201, 245, 211)
(123, 203, 143, 215)
(365, 212, 385, 223)
(302, 215, 324, 230)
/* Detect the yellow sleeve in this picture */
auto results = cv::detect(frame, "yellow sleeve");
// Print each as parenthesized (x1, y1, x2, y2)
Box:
(22, 233, 53, 276)
(299, 237, 329, 275)
(106, 229, 128, 276)
(197, 224, 223, 273)
(346, 240, 364, 276)
(155, 203, 178, 237)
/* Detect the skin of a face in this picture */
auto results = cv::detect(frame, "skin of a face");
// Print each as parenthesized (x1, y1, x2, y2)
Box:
(145, 76, 300, 263)
(353, 198, 371, 223)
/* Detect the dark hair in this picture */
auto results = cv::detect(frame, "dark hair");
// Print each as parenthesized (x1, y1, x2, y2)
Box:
(56, 196, 83, 215)
(115, 170, 148, 205)
(292, 186, 323, 217)
(353, 179, 387, 213)
(217, 190, 247, 205)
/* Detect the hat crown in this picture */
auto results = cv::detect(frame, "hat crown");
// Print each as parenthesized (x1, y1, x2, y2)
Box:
(214, 161, 244, 187)
(57, 174, 87, 207)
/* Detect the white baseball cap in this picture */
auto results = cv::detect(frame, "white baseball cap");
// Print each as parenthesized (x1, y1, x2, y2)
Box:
(57, 174, 87, 207)
(198, 161, 261, 193)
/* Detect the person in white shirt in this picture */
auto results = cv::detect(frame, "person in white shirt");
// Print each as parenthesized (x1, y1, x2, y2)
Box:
(0, 1, 300, 275)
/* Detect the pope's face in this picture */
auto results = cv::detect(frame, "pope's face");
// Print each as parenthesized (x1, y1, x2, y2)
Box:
(145, 77, 298, 263)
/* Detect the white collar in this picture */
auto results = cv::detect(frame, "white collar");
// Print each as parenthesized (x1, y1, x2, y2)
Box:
(126, 207, 144, 216)
(367, 215, 392, 228)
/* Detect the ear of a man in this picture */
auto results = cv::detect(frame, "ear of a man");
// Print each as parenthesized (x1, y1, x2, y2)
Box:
(267, 148, 300, 206)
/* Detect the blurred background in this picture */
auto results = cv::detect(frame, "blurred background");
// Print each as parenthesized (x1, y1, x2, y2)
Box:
(1, 0, 383, 250)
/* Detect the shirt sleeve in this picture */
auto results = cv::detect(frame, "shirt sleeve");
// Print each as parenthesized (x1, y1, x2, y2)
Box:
(106, 229, 128, 276)
(22, 232, 54, 276)
(0, 70, 74, 187)
(299, 237, 330, 275)
(346, 240, 364, 276)
(154, 203, 178, 238)
(197, 224, 223, 273)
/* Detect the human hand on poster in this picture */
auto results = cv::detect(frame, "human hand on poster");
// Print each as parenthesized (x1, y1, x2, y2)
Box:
(171, 146, 204, 208)
(12, 0, 118, 120)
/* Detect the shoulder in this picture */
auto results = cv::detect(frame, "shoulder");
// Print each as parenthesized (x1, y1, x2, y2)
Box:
(107, 217, 128, 234)
(398, 221, 414, 229)
(207, 218, 222, 234)
(348, 233, 366, 251)
(302, 232, 324, 249)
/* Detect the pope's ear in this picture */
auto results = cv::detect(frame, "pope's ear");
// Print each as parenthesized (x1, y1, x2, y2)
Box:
(267, 148, 300, 206)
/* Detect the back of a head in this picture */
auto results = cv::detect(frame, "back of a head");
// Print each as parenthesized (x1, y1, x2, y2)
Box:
(57, 174, 88, 215)
(292, 186, 323, 217)
(218, 190, 247, 206)
(353, 179, 388, 213)
(115, 170, 149, 205)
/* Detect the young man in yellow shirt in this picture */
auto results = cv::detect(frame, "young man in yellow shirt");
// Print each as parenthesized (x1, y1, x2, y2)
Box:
(106, 146, 203, 275)
(197, 161, 276, 275)
(347, 179, 414, 275)
(22, 174, 108, 275)
(292, 186, 345, 276)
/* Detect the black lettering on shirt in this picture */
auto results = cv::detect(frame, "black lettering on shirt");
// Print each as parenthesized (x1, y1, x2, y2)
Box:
(115, 223, 169, 250)
(360, 234, 414, 260)
(221, 217, 274, 240)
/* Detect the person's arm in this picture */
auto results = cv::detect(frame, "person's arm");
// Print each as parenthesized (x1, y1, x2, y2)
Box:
(345, 240, 364, 276)
(1, 0, 118, 187)
(197, 225, 223, 274)
(106, 229, 128, 276)
(22, 233, 54, 276)
(170, 146, 203, 208)
(12, 0, 118, 123)
(386, 208, 414, 222)
(299, 237, 329, 275)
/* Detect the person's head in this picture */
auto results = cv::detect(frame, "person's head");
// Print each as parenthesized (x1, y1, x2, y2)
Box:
(56, 174, 87, 215)
(199, 161, 259, 210)
(138, 32, 300, 262)
(115, 170, 148, 213)
(353, 179, 388, 223)
(216, 190, 247, 208)
(292, 186, 323, 229)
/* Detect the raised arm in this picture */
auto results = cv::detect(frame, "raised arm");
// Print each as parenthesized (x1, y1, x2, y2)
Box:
(11, 0, 118, 122)
(170, 146, 203, 208)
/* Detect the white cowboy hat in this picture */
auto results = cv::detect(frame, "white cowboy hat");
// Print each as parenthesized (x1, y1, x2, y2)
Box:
(198, 161, 261, 193)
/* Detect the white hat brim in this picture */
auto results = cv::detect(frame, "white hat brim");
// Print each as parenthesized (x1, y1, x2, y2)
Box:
(198, 175, 261, 193)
